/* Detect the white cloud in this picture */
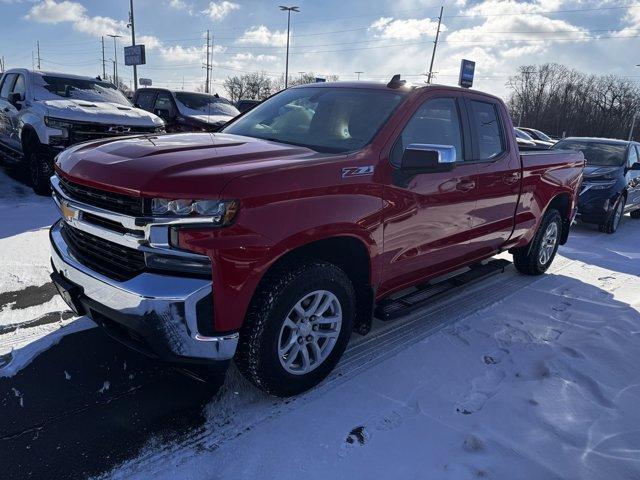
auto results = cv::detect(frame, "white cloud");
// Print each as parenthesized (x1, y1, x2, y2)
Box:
(160, 44, 225, 63)
(25, 0, 162, 50)
(167, 0, 194, 15)
(25, 0, 86, 23)
(370, 17, 443, 40)
(238, 25, 287, 47)
(202, 1, 239, 21)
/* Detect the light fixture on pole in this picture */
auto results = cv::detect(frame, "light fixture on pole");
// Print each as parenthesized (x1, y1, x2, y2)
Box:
(279, 5, 299, 89)
(107, 34, 122, 86)
(354, 71, 363, 80)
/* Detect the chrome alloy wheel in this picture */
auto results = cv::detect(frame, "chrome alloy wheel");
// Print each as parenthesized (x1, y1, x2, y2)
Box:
(539, 221, 558, 265)
(278, 290, 343, 375)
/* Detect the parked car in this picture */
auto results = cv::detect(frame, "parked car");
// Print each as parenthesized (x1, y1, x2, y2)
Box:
(516, 128, 554, 149)
(552, 137, 640, 233)
(518, 127, 557, 144)
(132, 88, 239, 133)
(49, 79, 584, 396)
(0, 69, 164, 195)
(235, 99, 261, 113)
(514, 128, 539, 150)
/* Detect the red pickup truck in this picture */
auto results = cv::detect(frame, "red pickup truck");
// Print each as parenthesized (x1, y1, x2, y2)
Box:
(49, 79, 584, 396)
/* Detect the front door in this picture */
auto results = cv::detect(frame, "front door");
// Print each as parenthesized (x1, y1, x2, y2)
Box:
(0, 73, 17, 151)
(381, 93, 478, 294)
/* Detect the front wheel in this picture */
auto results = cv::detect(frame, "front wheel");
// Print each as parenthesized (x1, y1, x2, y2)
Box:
(235, 261, 355, 397)
(598, 195, 625, 234)
(28, 148, 53, 196)
(513, 209, 562, 276)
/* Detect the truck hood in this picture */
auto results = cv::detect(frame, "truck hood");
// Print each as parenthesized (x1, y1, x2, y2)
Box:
(187, 114, 233, 125)
(42, 99, 163, 127)
(55, 132, 323, 198)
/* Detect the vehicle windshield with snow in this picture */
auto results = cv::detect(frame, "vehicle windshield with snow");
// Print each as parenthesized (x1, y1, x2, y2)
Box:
(35, 75, 131, 106)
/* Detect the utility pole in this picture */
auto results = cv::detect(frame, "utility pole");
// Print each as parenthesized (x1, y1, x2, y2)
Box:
(427, 6, 443, 84)
(204, 29, 211, 93)
(36, 41, 41, 70)
(279, 5, 300, 89)
(101, 36, 106, 79)
(354, 71, 363, 80)
(128, 0, 138, 90)
(107, 34, 122, 86)
(0, 56, 5, 74)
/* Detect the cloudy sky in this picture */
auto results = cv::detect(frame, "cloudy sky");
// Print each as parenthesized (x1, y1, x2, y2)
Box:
(1, 0, 639, 98)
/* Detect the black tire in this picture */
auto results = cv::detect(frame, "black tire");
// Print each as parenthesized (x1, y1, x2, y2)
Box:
(629, 209, 640, 219)
(598, 195, 625, 234)
(235, 260, 355, 397)
(513, 209, 562, 276)
(28, 145, 53, 196)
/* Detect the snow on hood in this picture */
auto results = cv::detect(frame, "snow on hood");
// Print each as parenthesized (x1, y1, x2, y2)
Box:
(42, 99, 163, 127)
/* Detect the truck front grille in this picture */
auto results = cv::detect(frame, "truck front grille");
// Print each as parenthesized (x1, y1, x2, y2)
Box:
(57, 176, 146, 216)
(68, 123, 158, 145)
(61, 223, 146, 281)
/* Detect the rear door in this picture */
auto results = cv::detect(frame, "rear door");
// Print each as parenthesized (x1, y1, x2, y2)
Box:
(464, 94, 521, 258)
(381, 91, 478, 294)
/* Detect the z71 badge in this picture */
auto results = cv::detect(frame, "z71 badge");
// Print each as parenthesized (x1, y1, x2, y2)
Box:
(342, 166, 374, 178)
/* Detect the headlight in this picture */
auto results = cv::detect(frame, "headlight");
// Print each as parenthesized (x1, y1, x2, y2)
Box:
(44, 117, 74, 130)
(151, 198, 239, 225)
(153, 126, 165, 133)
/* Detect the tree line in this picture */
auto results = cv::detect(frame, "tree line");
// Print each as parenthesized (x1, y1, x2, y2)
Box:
(507, 63, 640, 140)
(222, 72, 339, 103)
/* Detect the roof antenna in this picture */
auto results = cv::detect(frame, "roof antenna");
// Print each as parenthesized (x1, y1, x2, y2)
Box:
(387, 74, 406, 88)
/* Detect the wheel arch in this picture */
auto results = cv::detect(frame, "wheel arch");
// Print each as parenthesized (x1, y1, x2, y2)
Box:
(256, 234, 375, 335)
(545, 192, 571, 245)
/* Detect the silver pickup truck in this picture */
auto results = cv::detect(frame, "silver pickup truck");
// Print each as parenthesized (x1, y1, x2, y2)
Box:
(0, 69, 164, 194)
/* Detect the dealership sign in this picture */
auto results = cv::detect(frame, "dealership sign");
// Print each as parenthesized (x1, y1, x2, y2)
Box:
(139, 78, 152, 87)
(458, 59, 475, 89)
(124, 45, 146, 66)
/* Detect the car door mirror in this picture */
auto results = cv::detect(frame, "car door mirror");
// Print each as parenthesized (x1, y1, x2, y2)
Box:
(400, 144, 456, 173)
(7, 92, 24, 108)
(154, 108, 173, 120)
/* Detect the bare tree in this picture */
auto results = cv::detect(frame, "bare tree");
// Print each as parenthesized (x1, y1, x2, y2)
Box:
(507, 63, 640, 140)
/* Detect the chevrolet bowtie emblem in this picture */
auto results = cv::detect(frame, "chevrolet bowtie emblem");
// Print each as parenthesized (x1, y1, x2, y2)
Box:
(60, 200, 78, 222)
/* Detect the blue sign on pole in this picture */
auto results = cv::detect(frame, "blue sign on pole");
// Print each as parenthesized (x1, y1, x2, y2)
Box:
(458, 59, 475, 88)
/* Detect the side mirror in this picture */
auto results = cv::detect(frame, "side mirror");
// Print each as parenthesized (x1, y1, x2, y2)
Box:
(630, 162, 640, 171)
(154, 108, 173, 119)
(7, 92, 24, 108)
(400, 143, 456, 173)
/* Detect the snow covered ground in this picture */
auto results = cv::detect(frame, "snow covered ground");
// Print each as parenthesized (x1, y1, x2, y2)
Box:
(1, 169, 639, 480)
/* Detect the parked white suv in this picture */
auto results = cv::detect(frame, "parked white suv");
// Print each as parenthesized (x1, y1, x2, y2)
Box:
(0, 69, 164, 194)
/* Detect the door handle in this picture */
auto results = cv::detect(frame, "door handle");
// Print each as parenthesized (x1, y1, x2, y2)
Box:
(503, 172, 520, 185)
(456, 179, 476, 192)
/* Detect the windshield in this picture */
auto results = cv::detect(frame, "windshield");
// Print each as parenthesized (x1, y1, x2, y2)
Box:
(530, 129, 552, 142)
(174, 92, 240, 117)
(515, 129, 534, 141)
(222, 87, 406, 153)
(34, 75, 130, 105)
(553, 140, 626, 166)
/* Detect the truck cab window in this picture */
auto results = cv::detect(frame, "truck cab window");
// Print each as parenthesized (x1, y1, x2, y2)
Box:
(136, 90, 156, 111)
(0, 74, 16, 99)
(12, 75, 26, 97)
(469, 100, 504, 160)
(391, 97, 463, 167)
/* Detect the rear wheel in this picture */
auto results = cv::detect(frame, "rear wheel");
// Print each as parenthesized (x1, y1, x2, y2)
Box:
(598, 195, 625, 234)
(27, 144, 53, 196)
(235, 260, 355, 397)
(513, 209, 562, 276)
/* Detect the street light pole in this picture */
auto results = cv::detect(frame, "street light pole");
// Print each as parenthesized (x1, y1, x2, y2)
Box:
(128, 0, 138, 90)
(107, 34, 122, 87)
(354, 71, 363, 80)
(279, 5, 299, 89)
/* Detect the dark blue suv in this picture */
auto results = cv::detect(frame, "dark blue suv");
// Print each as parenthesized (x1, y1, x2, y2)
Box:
(552, 137, 640, 233)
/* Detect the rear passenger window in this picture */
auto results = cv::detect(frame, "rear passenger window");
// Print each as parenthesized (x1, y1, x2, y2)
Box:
(135, 90, 156, 111)
(391, 97, 463, 166)
(469, 100, 504, 160)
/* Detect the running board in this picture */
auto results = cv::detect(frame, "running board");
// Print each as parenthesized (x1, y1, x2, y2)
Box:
(374, 259, 511, 321)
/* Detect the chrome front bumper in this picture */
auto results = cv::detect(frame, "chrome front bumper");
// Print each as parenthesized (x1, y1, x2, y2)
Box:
(50, 219, 238, 362)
